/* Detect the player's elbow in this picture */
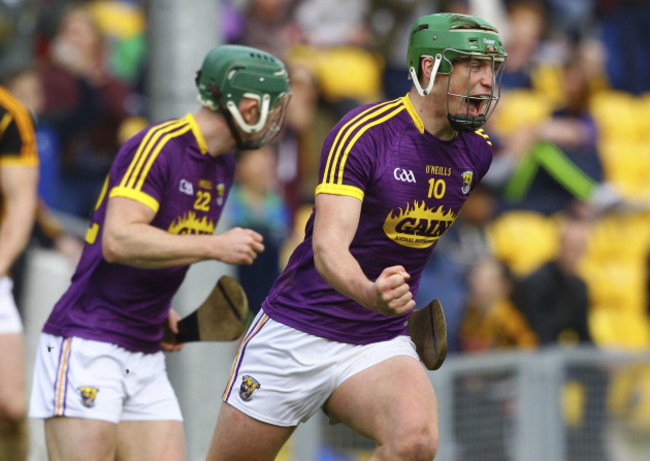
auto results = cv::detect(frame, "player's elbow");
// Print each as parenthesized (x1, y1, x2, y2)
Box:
(312, 238, 331, 278)
(102, 230, 127, 263)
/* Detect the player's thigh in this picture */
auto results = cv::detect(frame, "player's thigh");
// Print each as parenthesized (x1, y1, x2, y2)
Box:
(116, 420, 185, 461)
(206, 402, 296, 461)
(324, 355, 439, 443)
(0, 333, 25, 418)
(45, 416, 116, 461)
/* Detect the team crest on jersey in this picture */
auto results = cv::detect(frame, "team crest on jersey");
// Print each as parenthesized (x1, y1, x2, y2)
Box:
(383, 201, 457, 248)
(239, 375, 261, 401)
(461, 170, 474, 195)
(79, 386, 99, 408)
(216, 183, 225, 206)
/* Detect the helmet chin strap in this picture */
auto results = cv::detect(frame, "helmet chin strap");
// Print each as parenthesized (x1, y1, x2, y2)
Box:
(409, 54, 443, 96)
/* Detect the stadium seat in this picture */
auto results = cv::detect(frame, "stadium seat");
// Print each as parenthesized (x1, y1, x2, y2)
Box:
(486, 210, 559, 276)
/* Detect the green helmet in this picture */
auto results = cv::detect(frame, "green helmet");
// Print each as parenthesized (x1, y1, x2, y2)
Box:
(407, 13, 507, 131)
(195, 44, 291, 149)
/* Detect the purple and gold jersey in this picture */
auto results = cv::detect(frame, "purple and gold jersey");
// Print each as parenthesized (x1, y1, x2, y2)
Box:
(262, 95, 493, 344)
(43, 114, 235, 353)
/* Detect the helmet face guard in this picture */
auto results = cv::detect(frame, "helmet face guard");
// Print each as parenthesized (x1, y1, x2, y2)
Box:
(407, 13, 507, 131)
(445, 52, 505, 132)
(196, 44, 291, 150)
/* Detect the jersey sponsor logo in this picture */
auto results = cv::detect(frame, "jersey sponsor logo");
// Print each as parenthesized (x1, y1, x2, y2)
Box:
(179, 179, 194, 195)
(79, 386, 99, 408)
(393, 168, 416, 183)
(383, 201, 457, 248)
(239, 375, 261, 401)
(168, 211, 216, 235)
(461, 170, 474, 195)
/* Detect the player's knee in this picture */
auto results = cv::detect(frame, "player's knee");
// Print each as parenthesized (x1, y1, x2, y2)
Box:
(387, 428, 438, 461)
(0, 397, 27, 424)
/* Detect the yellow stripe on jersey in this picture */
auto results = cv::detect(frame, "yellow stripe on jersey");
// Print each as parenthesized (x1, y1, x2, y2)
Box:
(336, 104, 404, 185)
(120, 119, 185, 189)
(323, 99, 401, 186)
(314, 182, 364, 201)
(136, 124, 191, 190)
(474, 128, 493, 146)
(109, 186, 160, 213)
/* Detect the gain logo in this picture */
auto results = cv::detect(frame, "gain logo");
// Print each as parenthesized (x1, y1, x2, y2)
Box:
(167, 211, 216, 235)
(383, 201, 456, 248)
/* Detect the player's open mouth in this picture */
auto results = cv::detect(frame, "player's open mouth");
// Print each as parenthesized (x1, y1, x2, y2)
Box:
(465, 97, 485, 117)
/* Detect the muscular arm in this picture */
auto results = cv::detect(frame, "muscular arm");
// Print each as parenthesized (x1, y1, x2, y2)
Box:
(102, 196, 264, 269)
(0, 166, 39, 277)
(312, 193, 414, 316)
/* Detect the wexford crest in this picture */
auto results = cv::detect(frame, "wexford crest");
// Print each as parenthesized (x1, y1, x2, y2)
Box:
(239, 375, 261, 401)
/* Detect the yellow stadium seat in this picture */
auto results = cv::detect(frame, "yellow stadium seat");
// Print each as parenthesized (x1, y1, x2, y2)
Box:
(590, 90, 644, 143)
(486, 210, 559, 276)
(490, 89, 554, 138)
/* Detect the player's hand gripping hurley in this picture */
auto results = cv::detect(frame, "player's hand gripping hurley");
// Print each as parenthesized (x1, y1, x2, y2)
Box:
(163, 275, 249, 344)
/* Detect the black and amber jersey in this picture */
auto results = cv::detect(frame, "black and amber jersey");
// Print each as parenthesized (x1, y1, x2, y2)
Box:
(0, 85, 38, 167)
(0, 85, 39, 220)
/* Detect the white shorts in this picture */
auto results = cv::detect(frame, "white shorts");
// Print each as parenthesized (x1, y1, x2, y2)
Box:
(29, 333, 183, 424)
(0, 276, 22, 334)
(222, 309, 420, 427)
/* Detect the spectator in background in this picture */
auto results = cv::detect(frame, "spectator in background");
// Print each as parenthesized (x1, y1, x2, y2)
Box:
(0, 83, 39, 461)
(500, 0, 548, 90)
(235, 0, 302, 60)
(288, 0, 382, 118)
(511, 213, 593, 345)
(368, 0, 434, 99)
(226, 145, 291, 322)
(596, 0, 650, 95)
(276, 62, 320, 216)
(38, 3, 133, 218)
(458, 257, 537, 352)
(454, 256, 536, 461)
(486, 46, 622, 216)
(511, 211, 609, 461)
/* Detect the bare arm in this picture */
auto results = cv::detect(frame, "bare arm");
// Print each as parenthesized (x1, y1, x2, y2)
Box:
(0, 165, 38, 276)
(312, 193, 415, 316)
(102, 196, 264, 269)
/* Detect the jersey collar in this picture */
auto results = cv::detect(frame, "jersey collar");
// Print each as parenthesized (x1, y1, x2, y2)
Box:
(184, 113, 209, 155)
(402, 93, 425, 134)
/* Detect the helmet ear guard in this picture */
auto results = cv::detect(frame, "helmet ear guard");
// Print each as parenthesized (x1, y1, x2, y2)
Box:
(409, 54, 443, 97)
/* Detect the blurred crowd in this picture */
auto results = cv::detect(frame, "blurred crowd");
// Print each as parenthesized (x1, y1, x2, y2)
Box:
(2, 0, 650, 459)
